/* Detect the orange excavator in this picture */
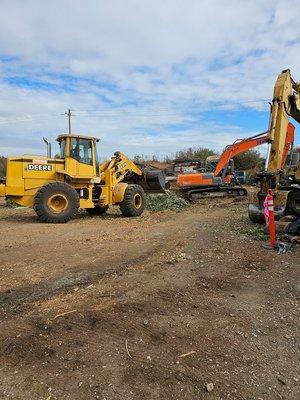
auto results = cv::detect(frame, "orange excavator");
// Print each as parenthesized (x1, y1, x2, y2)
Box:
(177, 123, 295, 200)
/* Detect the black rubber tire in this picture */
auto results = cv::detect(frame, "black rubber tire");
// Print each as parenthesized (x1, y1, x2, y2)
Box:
(33, 182, 79, 223)
(238, 188, 247, 196)
(248, 208, 264, 223)
(119, 184, 145, 217)
(86, 205, 109, 215)
(286, 190, 300, 217)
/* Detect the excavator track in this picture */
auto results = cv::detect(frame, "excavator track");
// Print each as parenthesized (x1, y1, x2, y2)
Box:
(185, 186, 247, 201)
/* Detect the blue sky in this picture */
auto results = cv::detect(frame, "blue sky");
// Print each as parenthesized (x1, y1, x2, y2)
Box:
(0, 0, 299, 158)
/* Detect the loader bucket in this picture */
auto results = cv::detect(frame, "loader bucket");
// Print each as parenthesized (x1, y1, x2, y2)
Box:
(141, 169, 166, 193)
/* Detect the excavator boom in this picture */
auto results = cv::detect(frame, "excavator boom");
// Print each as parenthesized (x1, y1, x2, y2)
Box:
(248, 69, 300, 222)
(213, 133, 269, 177)
(266, 69, 300, 173)
(280, 123, 295, 169)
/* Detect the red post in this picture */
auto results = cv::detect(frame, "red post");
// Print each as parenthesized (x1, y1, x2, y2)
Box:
(266, 189, 276, 247)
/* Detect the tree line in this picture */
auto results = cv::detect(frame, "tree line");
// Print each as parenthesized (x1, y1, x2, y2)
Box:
(0, 148, 263, 176)
(135, 147, 263, 171)
(176, 147, 264, 170)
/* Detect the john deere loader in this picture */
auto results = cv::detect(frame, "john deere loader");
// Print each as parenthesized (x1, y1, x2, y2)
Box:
(0, 134, 165, 223)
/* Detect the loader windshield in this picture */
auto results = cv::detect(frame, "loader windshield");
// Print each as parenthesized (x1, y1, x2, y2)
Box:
(70, 138, 93, 165)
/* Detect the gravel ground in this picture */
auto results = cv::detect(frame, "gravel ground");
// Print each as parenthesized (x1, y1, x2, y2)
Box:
(0, 199, 299, 399)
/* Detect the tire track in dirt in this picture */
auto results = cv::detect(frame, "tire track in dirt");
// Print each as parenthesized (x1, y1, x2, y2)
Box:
(0, 201, 245, 322)
(0, 201, 299, 400)
(0, 206, 210, 320)
(0, 242, 166, 320)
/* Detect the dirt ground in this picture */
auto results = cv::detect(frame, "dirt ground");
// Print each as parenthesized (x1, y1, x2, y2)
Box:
(0, 199, 299, 400)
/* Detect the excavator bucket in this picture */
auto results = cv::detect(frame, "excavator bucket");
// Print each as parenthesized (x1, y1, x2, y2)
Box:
(248, 189, 290, 223)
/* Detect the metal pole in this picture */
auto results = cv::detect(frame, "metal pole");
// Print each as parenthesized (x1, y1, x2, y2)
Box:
(265, 102, 273, 171)
(61, 109, 73, 134)
(43, 138, 51, 158)
(265, 143, 271, 171)
(67, 109, 71, 134)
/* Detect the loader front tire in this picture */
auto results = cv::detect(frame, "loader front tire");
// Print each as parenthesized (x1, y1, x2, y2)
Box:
(119, 184, 145, 217)
(34, 182, 79, 223)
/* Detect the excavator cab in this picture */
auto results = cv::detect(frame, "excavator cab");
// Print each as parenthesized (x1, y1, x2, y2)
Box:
(206, 156, 234, 178)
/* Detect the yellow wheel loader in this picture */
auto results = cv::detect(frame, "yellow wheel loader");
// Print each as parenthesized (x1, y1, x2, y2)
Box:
(248, 69, 300, 222)
(0, 134, 165, 223)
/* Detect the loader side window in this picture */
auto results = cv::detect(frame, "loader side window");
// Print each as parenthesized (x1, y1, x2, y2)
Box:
(70, 138, 93, 165)
(59, 139, 66, 158)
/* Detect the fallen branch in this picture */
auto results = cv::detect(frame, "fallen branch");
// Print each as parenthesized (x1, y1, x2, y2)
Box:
(52, 309, 77, 320)
(125, 339, 132, 358)
(179, 350, 196, 358)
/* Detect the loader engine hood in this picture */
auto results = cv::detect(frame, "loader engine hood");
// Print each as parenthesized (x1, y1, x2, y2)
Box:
(3, 156, 66, 207)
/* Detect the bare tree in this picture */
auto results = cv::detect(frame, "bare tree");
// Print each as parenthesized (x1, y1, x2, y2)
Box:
(0, 156, 7, 177)
(174, 147, 217, 162)
(233, 150, 263, 170)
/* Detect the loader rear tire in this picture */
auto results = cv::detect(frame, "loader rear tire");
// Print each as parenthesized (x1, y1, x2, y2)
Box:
(119, 184, 145, 217)
(86, 205, 109, 215)
(34, 182, 79, 223)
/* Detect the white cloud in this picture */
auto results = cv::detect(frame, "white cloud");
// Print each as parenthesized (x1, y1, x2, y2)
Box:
(0, 0, 299, 157)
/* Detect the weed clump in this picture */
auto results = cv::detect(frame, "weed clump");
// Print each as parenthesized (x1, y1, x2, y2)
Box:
(4, 198, 17, 207)
(237, 225, 268, 241)
(146, 191, 189, 213)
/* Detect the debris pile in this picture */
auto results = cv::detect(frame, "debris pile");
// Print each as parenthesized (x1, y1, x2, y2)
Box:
(1, 197, 15, 207)
(145, 191, 189, 212)
(277, 216, 300, 246)
(263, 215, 300, 251)
(263, 216, 300, 240)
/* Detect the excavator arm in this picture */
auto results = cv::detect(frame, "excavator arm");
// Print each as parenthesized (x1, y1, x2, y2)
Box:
(266, 69, 300, 173)
(248, 69, 300, 222)
(213, 121, 295, 178)
(213, 133, 269, 178)
(280, 123, 295, 169)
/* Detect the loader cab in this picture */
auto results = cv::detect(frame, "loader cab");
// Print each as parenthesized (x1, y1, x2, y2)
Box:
(57, 134, 100, 177)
